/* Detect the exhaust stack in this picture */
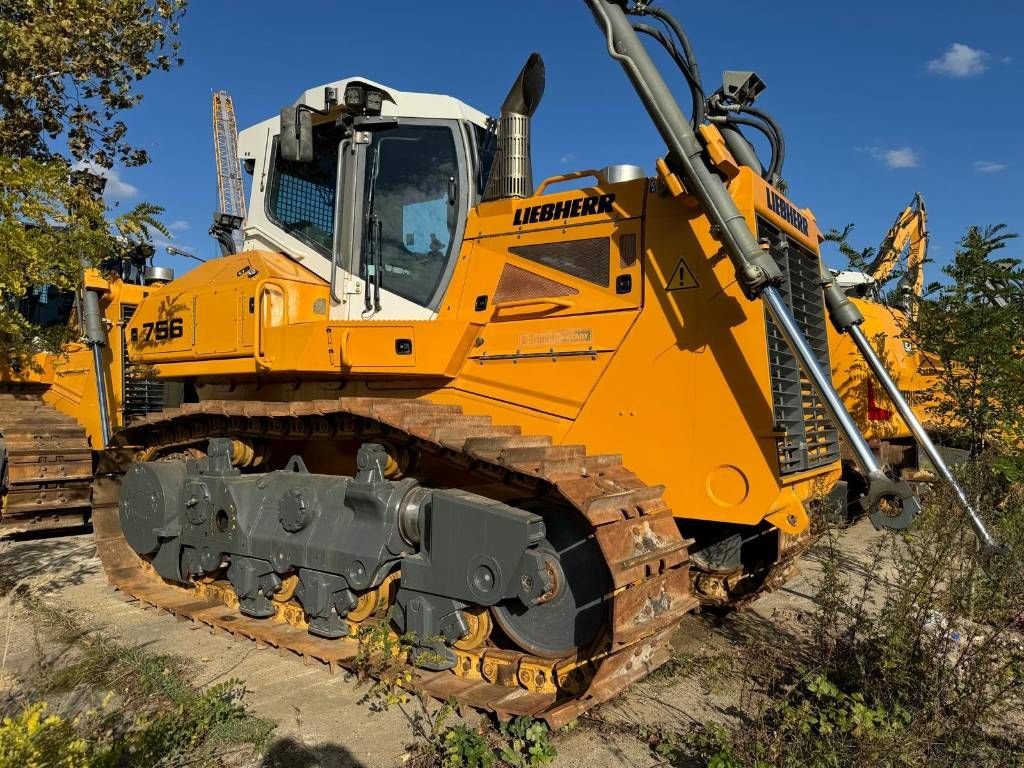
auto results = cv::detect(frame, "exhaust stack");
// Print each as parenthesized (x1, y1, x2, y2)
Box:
(483, 53, 546, 201)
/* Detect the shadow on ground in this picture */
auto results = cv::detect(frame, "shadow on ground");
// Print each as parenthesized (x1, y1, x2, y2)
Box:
(261, 737, 367, 768)
(0, 530, 98, 595)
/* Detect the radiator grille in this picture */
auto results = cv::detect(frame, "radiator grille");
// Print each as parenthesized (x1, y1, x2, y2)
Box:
(619, 233, 638, 268)
(121, 304, 168, 422)
(509, 237, 610, 287)
(760, 218, 840, 475)
(493, 264, 578, 304)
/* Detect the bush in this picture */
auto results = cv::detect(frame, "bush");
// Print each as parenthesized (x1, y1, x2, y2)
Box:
(6, 592, 275, 767)
(653, 462, 1024, 767)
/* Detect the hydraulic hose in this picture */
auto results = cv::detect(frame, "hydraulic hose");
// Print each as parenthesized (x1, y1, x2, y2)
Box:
(632, 23, 703, 125)
(585, 0, 920, 519)
(721, 115, 779, 179)
(646, 6, 703, 93)
(739, 105, 785, 179)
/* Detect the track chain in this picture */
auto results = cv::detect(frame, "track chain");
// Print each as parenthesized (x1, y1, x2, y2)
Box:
(0, 387, 92, 533)
(94, 397, 699, 726)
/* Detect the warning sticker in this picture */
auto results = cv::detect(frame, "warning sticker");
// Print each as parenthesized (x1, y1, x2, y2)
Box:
(665, 258, 699, 291)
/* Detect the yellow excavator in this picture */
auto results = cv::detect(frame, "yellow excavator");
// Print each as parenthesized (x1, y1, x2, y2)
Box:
(832, 193, 928, 312)
(0, 250, 179, 533)
(89, 1, 998, 725)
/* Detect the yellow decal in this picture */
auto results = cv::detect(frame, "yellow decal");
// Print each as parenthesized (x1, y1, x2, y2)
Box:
(518, 328, 593, 348)
(666, 258, 699, 291)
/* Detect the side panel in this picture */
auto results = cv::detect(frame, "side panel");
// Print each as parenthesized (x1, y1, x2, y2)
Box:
(564, 185, 816, 526)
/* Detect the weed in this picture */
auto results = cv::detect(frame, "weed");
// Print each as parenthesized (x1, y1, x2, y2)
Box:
(647, 462, 1024, 767)
(497, 717, 557, 767)
(4, 590, 275, 767)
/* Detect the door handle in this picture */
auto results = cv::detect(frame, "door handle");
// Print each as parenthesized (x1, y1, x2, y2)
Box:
(491, 297, 575, 312)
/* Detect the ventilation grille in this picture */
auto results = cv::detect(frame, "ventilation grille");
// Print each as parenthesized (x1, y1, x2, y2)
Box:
(619, 233, 637, 268)
(509, 237, 610, 287)
(493, 264, 578, 304)
(760, 218, 840, 475)
(121, 304, 168, 422)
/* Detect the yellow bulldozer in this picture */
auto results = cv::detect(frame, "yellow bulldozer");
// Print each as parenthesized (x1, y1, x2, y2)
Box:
(0, 252, 179, 533)
(48, 0, 995, 725)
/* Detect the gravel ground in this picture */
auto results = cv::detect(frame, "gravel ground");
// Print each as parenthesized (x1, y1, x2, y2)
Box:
(0, 520, 885, 767)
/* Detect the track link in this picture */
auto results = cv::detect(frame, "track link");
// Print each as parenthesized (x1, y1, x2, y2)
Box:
(95, 397, 698, 725)
(0, 387, 93, 534)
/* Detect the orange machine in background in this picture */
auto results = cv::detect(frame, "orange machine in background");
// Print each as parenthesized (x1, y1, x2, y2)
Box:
(828, 195, 946, 499)
(0, 265, 178, 532)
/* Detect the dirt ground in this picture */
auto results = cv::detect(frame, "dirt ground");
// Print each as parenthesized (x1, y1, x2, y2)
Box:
(0, 521, 885, 768)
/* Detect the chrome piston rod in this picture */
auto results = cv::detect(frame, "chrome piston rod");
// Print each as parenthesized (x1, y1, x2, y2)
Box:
(847, 323, 999, 549)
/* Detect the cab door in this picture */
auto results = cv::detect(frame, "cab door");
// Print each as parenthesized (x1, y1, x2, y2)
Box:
(341, 119, 470, 321)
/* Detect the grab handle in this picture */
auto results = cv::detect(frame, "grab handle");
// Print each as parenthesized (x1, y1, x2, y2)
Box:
(534, 169, 609, 196)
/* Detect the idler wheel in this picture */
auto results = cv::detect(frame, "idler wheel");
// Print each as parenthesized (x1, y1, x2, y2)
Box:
(491, 508, 609, 659)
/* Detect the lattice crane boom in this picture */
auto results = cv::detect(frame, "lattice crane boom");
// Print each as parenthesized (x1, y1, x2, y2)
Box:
(212, 90, 246, 254)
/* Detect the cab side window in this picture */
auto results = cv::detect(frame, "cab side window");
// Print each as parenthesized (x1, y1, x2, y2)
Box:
(267, 123, 346, 253)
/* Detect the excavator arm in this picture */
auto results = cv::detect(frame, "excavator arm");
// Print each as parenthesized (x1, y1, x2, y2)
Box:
(867, 192, 928, 306)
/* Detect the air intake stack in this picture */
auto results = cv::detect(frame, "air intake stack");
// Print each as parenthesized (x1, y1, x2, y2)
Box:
(483, 53, 546, 200)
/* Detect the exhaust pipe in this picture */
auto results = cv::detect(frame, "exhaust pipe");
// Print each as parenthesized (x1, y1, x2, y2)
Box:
(482, 53, 546, 201)
(585, 0, 920, 518)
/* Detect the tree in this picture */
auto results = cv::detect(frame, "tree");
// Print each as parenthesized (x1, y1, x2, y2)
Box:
(0, 0, 186, 363)
(908, 225, 1024, 459)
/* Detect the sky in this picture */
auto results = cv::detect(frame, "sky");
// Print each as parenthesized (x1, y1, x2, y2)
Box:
(100, 0, 1022, 279)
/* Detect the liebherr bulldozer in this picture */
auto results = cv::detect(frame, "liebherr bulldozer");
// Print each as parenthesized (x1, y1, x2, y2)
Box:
(94, 0, 996, 724)
(0, 255, 178, 533)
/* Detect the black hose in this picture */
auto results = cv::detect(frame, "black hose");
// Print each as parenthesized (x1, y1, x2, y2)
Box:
(632, 23, 703, 125)
(646, 7, 704, 95)
(722, 116, 777, 178)
(738, 105, 785, 179)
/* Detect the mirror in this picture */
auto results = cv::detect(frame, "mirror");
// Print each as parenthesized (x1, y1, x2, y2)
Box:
(279, 107, 313, 162)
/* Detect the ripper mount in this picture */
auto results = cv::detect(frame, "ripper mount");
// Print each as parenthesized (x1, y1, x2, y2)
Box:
(119, 439, 559, 667)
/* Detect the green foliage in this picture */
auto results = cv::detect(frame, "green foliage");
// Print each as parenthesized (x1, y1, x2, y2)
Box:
(496, 717, 557, 767)
(402, 703, 557, 768)
(353, 617, 417, 711)
(909, 225, 1024, 455)
(648, 464, 1024, 768)
(443, 724, 495, 768)
(0, 0, 186, 165)
(0, 702, 89, 768)
(0, 1, 185, 364)
(8, 590, 274, 767)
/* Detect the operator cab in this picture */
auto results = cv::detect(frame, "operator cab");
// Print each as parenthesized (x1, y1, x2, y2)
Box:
(238, 78, 492, 321)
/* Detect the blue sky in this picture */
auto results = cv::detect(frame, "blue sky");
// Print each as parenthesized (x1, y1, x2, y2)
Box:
(102, 0, 1022, 278)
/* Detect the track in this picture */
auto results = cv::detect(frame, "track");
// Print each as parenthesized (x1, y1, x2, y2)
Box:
(94, 397, 744, 725)
(0, 387, 93, 533)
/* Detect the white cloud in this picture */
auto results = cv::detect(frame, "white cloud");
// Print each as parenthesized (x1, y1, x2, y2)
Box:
(883, 147, 919, 168)
(71, 161, 139, 201)
(927, 43, 988, 77)
(168, 220, 190, 232)
(559, 153, 576, 165)
(864, 146, 920, 169)
(1002, 56, 1014, 64)
(973, 160, 1006, 173)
